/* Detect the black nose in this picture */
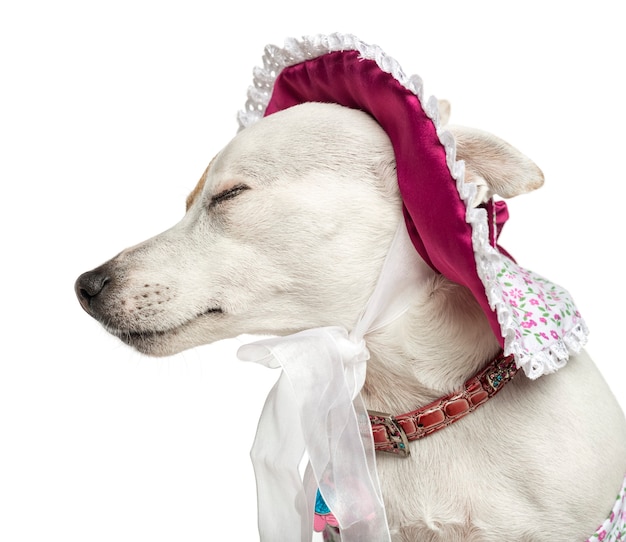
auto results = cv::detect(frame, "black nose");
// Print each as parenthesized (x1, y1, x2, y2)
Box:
(75, 269, 110, 315)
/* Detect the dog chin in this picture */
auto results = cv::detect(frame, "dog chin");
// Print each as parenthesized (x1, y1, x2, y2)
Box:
(113, 328, 181, 356)
(108, 309, 224, 357)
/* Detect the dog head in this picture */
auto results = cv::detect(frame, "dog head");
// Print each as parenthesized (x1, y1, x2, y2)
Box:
(75, 101, 543, 356)
(75, 103, 401, 355)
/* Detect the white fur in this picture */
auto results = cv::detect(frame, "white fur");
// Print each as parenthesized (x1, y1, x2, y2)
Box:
(76, 102, 626, 540)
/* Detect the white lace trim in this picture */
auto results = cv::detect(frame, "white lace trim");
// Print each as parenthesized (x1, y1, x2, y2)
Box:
(236, 32, 588, 378)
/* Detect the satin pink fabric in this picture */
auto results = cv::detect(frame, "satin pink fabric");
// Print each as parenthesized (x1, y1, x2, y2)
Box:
(265, 50, 509, 346)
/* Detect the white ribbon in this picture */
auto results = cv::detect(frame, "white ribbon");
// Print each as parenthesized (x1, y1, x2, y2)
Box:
(237, 222, 436, 541)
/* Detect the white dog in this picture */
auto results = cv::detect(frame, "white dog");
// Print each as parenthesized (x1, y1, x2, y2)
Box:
(76, 95, 626, 540)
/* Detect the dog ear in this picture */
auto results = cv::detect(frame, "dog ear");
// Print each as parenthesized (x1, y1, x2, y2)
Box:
(449, 124, 544, 207)
(437, 102, 544, 206)
(437, 99, 451, 126)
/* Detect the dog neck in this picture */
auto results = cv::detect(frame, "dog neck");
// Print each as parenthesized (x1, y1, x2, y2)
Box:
(360, 276, 502, 416)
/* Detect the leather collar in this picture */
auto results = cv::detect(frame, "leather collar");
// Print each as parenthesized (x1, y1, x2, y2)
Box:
(369, 352, 517, 456)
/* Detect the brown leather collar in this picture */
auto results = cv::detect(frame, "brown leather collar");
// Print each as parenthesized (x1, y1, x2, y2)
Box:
(369, 352, 517, 456)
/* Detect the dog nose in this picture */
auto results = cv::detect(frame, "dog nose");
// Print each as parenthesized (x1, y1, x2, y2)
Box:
(75, 269, 109, 314)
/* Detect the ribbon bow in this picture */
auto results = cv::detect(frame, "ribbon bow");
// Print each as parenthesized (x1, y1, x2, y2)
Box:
(237, 222, 436, 541)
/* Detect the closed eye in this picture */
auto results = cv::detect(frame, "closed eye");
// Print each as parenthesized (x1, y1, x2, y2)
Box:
(210, 184, 250, 207)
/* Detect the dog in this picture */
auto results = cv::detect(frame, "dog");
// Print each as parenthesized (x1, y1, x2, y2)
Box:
(75, 100, 626, 540)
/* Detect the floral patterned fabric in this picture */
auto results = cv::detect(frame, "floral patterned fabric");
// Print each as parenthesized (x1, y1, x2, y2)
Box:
(487, 256, 588, 379)
(588, 475, 626, 542)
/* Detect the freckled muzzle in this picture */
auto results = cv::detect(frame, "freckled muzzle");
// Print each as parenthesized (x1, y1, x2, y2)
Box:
(74, 264, 170, 353)
(75, 265, 174, 324)
(74, 258, 226, 356)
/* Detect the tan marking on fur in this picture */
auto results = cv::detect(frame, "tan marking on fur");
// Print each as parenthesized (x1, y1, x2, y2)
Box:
(185, 156, 217, 211)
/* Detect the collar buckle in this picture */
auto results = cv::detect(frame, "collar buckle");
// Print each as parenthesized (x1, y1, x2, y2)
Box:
(368, 411, 411, 457)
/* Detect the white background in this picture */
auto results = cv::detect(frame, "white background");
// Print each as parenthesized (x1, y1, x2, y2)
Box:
(1, 1, 624, 540)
